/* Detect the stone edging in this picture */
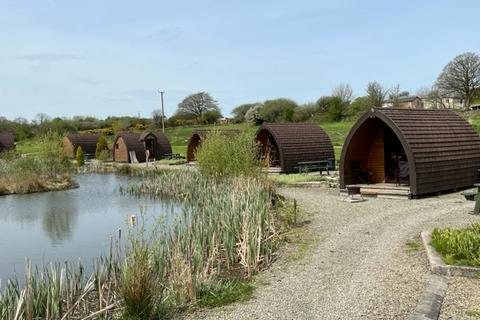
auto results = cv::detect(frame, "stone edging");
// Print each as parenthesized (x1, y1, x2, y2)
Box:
(420, 231, 480, 277)
(408, 274, 449, 320)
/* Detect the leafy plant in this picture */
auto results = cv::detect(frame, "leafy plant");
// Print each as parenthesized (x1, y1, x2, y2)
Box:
(76, 146, 85, 167)
(96, 134, 109, 159)
(431, 224, 480, 266)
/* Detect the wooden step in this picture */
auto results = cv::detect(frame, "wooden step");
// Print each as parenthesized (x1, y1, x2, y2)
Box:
(360, 188, 410, 196)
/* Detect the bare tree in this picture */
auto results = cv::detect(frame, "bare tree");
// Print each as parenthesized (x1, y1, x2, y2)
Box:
(151, 109, 164, 129)
(332, 83, 354, 104)
(417, 86, 447, 109)
(366, 81, 388, 108)
(177, 92, 220, 119)
(436, 52, 480, 109)
(388, 84, 401, 108)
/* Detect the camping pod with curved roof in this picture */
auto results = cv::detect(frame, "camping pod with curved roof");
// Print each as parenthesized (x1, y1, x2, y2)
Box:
(63, 134, 100, 158)
(186, 129, 240, 162)
(255, 123, 335, 173)
(113, 131, 172, 163)
(340, 108, 480, 196)
(0, 132, 15, 153)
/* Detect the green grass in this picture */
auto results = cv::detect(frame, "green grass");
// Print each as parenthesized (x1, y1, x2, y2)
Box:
(466, 309, 480, 317)
(172, 145, 187, 156)
(269, 173, 329, 185)
(431, 224, 480, 267)
(405, 239, 421, 255)
(15, 139, 43, 155)
(164, 123, 255, 153)
(318, 120, 355, 147)
(196, 280, 255, 308)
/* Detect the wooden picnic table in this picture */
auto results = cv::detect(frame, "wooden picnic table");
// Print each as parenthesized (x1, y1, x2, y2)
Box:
(294, 159, 335, 175)
(164, 153, 185, 160)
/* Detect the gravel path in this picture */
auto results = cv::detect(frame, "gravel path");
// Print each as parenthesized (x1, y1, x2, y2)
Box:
(440, 277, 480, 319)
(186, 187, 480, 320)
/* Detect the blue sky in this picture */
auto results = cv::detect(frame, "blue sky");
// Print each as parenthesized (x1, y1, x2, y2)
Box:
(1, 0, 479, 120)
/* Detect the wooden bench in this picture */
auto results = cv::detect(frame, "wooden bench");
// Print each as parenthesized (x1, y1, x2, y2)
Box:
(164, 153, 186, 160)
(294, 159, 335, 175)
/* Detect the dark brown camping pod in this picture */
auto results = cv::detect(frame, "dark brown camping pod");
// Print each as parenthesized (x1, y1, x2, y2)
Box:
(0, 132, 15, 153)
(255, 123, 335, 173)
(340, 108, 480, 196)
(63, 134, 100, 159)
(113, 131, 172, 163)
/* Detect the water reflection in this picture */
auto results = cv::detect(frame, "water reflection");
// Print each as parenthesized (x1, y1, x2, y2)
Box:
(41, 191, 78, 244)
(0, 174, 180, 282)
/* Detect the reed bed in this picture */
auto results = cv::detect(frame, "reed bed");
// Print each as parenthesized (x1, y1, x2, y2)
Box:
(0, 167, 286, 319)
(122, 169, 280, 301)
(0, 236, 122, 320)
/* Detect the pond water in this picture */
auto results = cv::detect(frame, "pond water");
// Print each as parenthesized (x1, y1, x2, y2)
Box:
(0, 174, 178, 282)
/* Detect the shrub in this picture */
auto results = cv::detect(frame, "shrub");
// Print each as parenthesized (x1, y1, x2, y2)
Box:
(97, 149, 110, 161)
(195, 131, 262, 178)
(431, 224, 480, 266)
(76, 146, 85, 167)
(96, 134, 109, 158)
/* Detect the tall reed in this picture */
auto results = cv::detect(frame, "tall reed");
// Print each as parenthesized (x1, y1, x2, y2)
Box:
(123, 169, 279, 305)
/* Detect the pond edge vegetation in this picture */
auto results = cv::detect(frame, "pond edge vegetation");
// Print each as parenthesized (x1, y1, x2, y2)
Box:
(0, 130, 304, 320)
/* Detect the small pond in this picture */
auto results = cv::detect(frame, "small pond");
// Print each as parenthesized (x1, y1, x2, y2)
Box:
(0, 174, 178, 282)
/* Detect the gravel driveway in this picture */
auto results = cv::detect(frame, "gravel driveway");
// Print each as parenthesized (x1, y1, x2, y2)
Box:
(186, 187, 480, 320)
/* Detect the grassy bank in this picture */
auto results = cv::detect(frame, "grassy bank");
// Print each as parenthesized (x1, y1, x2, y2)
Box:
(431, 224, 480, 267)
(0, 133, 74, 196)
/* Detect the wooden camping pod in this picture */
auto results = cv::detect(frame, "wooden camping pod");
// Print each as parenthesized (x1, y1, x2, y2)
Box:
(255, 123, 335, 173)
(339, 108, 480, 196)
(63, 134, 100, 158)
(0, 132, 15, 153)
(113, 131, 172, 163)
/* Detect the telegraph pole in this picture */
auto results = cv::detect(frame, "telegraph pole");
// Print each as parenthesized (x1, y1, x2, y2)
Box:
(158, 90, 165, 132)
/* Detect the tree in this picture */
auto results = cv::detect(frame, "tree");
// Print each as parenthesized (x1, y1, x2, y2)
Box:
(436, 52, 480, 109)
(76, 146, 85, 167)
(326, 96, 344, 122)
(202, 109, 222, 124)
(232, 103, 257, 123)
(347, 96, 371, 117)
(293, 103, 316, 122)
(316, 96, 334, 113)
(95, 134, 109, 159)
(258, 98, 298, 123)
(177, 92, 220, 120)
(151, 109, 164, 129)
(332, 83, 354, 105)
(244, 104, 263, 125)
(388, 84, 402, 108)
(417, 86, 448, 109)
(366, 81, 388, 108)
